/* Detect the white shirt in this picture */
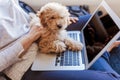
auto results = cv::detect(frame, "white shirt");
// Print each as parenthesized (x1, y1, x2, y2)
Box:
(0, 0, 30, 71)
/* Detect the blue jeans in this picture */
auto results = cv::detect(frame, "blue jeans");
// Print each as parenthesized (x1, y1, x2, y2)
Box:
(67, 14, 91, 31)
(22, 52, 120, 80)
(89, 51, 120, 78)
(22, 15, 120, 80)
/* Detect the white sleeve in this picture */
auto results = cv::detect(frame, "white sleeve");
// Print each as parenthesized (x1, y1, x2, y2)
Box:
(0, 42, 24, 72)
(13, 0, 19, 5)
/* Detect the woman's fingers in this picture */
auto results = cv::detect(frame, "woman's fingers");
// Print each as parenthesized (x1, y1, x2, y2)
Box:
(27, 25, 44, 41)
(70, 17, 79, 23)
(107, 40, 120, 52)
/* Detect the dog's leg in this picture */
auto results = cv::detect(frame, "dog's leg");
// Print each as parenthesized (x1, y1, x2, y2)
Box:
(64, 37, 83, 51)
(39, 40, 66, 54)
(51, 40, 66, 53)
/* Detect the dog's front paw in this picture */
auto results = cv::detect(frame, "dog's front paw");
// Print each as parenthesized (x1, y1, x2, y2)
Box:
(65, 40, 83, 51)
(53, 41, 66, 53)
(72, 41, 83, 51)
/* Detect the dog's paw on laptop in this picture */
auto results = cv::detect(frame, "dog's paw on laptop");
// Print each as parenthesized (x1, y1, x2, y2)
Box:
(65, 39, 83, 51)
(52, 41, 67, 53)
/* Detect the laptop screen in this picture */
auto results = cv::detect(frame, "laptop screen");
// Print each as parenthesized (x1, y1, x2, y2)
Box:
(83, 1, 120, 66)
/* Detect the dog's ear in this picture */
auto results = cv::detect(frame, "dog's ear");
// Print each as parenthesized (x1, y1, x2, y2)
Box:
(37, 11, 48, 27)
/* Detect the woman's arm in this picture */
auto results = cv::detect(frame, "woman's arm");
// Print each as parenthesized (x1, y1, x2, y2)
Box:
(20, 25, 43, 52)
(107, 40, 120, 52)
(0, 25, 43, 72)
(19, 26, 43, 57)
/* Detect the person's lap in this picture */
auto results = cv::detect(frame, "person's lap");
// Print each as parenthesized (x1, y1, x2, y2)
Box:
(89, 51, 120, 78)
(21, 52, 120, 80)
(22, 69, 118, 80)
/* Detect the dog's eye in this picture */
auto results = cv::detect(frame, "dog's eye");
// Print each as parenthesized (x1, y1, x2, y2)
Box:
(50, 17, 55, 19)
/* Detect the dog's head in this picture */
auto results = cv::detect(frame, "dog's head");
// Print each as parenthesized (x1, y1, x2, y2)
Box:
(37, 2, 70, 31)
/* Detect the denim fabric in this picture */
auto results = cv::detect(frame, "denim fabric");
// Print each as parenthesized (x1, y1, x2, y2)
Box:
(67, 14, 91, 31)
(89, 51, 120, 78)
(110, 46, 120, 74)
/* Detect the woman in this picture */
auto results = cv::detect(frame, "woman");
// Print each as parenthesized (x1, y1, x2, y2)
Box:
(0, 0, 120, 80)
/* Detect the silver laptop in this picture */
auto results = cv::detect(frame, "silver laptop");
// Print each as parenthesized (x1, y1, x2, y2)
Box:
(31, 0, 120, 71)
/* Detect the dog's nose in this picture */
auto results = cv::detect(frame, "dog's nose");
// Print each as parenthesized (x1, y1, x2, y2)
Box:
(57, 25, 62, 29)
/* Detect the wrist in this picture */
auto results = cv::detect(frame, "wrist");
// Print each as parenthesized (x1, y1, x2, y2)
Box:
(20, 34, 34, 49)
(25, 34, 34, 42)
(107, 45, 115, 52)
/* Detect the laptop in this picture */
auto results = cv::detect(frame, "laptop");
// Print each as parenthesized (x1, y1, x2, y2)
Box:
(31, 0, 120, 71)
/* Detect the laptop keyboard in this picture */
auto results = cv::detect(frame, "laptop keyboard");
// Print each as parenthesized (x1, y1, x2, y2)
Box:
(55, 31, 82, 66)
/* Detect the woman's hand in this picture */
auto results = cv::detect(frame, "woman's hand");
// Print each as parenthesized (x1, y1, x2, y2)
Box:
(26, 25, 44, 42)
(69, 17, 79, 24)
(21, 25, 44, 49)
(107, 40, 120, 52)
(19, 25, 44, 58)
